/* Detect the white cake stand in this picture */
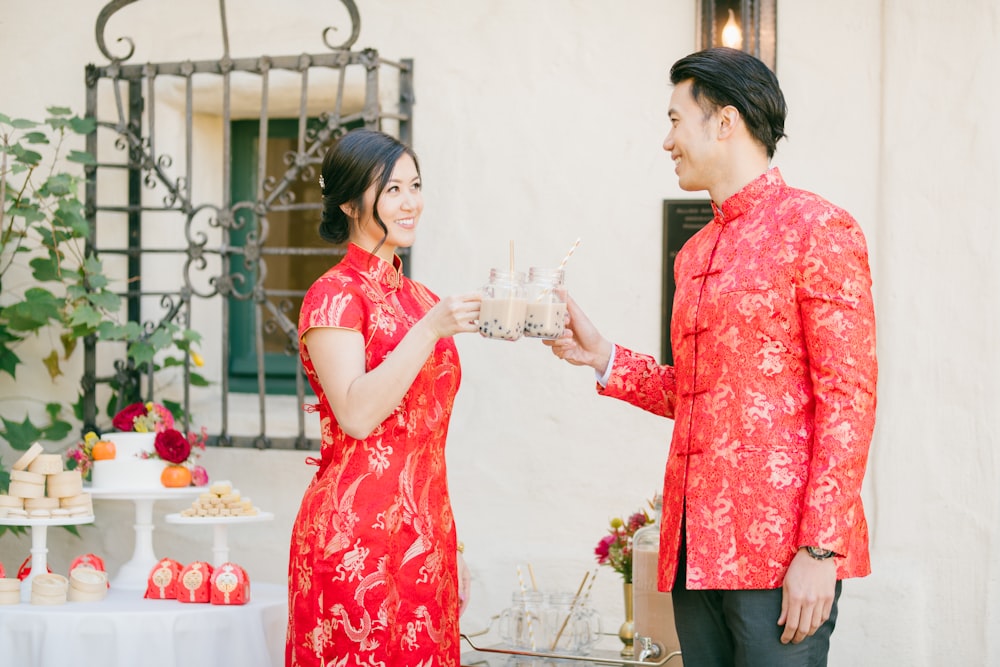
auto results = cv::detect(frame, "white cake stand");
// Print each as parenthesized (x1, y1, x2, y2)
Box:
(88, 487, 201, 589)
(164, 512, 275, 566)
(0, 514, 96, 602)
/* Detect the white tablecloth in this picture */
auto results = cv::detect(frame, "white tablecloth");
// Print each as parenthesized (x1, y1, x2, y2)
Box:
(0, 581, 287, 667)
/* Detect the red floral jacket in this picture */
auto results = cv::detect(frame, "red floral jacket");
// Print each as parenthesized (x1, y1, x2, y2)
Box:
(601, 169, 877, 591)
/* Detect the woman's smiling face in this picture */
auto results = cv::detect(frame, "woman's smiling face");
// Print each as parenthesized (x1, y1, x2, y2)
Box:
(352, 152, 423, 261)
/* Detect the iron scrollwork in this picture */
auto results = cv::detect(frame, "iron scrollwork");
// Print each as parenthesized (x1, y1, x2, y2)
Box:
(96, 0, 362, 63)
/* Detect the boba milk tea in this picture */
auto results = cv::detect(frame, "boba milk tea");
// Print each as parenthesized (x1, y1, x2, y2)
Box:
(523, 267, 567, 339)
(479, 269, 528, 341)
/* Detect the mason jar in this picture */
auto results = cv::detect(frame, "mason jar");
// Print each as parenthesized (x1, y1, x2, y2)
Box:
(498, 590, 544, 650)
(523, 267, 567, 339)
(479, 269, 527, 341)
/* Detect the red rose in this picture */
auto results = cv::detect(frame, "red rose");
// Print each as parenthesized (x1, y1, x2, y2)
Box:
(113, 403, 147, 431)
(154, 428, 192, 464)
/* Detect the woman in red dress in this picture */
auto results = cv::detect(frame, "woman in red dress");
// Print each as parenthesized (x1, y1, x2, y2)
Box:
(287, 129, 481, 667)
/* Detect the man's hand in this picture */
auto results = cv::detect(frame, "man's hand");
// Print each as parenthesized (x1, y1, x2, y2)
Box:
(777, 548, 838, 644)
(543, 294, 612, 374)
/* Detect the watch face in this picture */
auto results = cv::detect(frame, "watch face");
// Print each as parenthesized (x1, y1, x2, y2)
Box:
(806, 547, 835, 559)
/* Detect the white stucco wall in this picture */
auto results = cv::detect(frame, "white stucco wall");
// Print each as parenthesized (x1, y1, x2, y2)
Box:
(2, 1, 999, 665)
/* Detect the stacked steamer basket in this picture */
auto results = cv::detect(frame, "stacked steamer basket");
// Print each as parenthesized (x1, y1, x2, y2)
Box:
(0, 443, 93, 520)
(67, 566, 109, 602)
(0, 442, 95, 603)
(0, 577, 18, 605)
(30, 573, 69, 605)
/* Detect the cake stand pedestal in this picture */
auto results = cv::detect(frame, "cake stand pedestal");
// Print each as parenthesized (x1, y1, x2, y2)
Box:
(164, 512, 275, 566)
(89, 488, 200, 590)
(0, 514, 96, 602)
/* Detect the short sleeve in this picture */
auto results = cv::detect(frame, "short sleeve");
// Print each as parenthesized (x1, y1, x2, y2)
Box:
(298, 274, 366, 340)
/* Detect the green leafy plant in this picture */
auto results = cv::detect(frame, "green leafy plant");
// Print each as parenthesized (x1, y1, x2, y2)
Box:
(0, 107, 205, 524)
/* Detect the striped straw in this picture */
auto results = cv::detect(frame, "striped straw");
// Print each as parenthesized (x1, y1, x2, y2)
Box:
(558, 237, 582, 272)
(579, 566, 599, 604)
(549, 570, 590, 651)
(535, 238, 583, 302)
(516, 565, 536, 650)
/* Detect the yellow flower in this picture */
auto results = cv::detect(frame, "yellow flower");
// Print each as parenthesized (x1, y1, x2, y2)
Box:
(191, 351, 204, 367)
(84, 431, 99, 444)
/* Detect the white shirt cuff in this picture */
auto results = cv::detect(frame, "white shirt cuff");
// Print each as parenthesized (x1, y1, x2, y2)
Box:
(596, 344, 616, 388)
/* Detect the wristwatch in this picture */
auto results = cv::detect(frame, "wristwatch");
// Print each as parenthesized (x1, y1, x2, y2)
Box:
(803, 546, 836, 560)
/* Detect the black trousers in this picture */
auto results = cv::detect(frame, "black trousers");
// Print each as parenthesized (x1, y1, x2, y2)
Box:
(670, 526, 842, 667)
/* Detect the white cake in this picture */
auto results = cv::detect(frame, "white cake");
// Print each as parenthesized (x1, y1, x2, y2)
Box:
(90, 432, 168, 490)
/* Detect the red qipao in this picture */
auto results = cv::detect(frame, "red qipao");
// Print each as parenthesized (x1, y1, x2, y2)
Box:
(288, 243, 463, 667)
(601, 169, 877, 592)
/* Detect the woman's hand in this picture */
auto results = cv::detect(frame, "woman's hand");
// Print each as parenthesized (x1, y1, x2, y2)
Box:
(306, 291, 480, 440)
(543, 294, 613, 374)
(425, 292, 482, 338)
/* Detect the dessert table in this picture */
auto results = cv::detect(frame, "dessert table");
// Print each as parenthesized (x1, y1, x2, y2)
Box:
(0, 581, 288, 667)
(0, 514, 95, 602)
(88, 487, 201, 589)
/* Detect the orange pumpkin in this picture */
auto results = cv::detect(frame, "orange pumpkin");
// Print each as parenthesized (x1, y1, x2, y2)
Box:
(161, 465, 192, 488)
(91, 440, 116, 461)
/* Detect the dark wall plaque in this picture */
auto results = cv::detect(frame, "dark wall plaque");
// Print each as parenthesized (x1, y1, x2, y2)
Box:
(661, 200, 713, 364)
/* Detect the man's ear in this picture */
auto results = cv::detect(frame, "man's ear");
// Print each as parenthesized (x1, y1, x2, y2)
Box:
(717, 105, 741, 140)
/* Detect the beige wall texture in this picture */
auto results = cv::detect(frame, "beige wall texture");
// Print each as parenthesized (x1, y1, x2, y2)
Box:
(1, 1, 999, 665)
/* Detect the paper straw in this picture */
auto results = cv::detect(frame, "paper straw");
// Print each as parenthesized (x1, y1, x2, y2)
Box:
(580, 566, 599, 603)
(534, 238, 582, 302)
(549, 570, 590, 651)
(527, 563, 538, 591)
(558, 237, 582, 271)
(509, 240, 515, 275)
(516, 565, 536, 650)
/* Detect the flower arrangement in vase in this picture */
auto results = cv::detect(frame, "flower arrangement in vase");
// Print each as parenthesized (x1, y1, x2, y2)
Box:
(595, 500, 655, 658)
(594, 504, 654, 584)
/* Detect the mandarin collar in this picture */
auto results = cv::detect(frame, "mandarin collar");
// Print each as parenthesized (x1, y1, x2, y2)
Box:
(344, 242, 404, 290)
(711, 167, 785, 225)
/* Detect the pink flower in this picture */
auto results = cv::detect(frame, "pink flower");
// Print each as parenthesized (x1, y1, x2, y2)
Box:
(188, 426, 208, 451)
(149, 404, 174, 432)
(594, 534, 615, 564)
(627, 511, 650, 532)
(190, 465, 210, 487)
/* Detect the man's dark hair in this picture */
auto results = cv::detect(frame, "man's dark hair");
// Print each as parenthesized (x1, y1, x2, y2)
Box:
(670, 47, 787, 158)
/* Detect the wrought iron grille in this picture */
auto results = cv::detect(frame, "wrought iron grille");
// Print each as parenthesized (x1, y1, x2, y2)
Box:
(81, 0, 413, 449)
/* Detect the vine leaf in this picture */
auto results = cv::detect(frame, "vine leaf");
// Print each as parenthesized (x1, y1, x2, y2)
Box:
(42, 349, 63, 381)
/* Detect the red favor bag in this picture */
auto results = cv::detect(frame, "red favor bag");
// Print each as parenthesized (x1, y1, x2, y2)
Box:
(177, 561, 214, 603)
(210, 562, 251, 605)
(145, 557, 184, 600)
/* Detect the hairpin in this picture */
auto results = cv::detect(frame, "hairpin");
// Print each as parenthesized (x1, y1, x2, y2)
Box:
(318, 175, 326, 189)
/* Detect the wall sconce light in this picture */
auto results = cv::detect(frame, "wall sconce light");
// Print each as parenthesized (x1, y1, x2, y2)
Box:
(698, 0, 777, 71)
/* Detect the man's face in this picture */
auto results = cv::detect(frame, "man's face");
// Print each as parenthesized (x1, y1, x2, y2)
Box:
(663, 80, 720, 193)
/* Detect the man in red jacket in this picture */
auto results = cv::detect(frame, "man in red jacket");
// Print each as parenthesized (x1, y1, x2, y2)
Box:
(547, 47, 877, 666)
